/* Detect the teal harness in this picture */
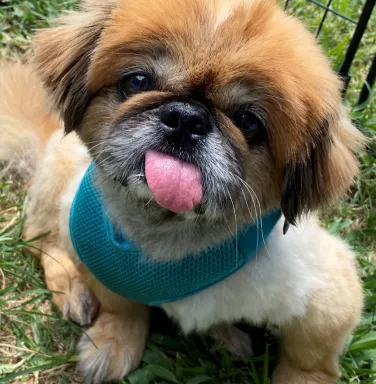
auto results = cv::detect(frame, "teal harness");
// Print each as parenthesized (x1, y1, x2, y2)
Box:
(69, 164, 281, 306)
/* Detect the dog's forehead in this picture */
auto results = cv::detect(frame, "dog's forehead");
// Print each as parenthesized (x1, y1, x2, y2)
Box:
(88, 0, 279, 92)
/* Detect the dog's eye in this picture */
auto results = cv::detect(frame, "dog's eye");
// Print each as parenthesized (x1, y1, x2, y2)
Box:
(119, 73, 154, 99)
(233, 111, 261, 134)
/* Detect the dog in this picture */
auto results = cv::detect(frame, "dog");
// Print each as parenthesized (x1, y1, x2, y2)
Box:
(0, 0, 366, 382)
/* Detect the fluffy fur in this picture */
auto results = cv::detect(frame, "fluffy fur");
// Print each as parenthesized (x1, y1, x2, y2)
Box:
(0, 0, 365, 383)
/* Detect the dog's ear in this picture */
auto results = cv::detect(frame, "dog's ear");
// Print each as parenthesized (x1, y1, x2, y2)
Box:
(281, 108, 365, 225)
(33, 1, 115, 133)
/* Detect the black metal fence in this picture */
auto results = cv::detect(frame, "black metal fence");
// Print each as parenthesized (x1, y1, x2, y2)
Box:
(285, 0, 376, 106)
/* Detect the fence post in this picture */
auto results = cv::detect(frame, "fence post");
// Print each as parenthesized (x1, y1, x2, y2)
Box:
(338, 0, 376, 95)
(315, 0, 333, 37)
(358, 55, 376, 106)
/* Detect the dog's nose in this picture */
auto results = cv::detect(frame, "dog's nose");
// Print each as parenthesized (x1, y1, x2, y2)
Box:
(160, 102, 212, 141)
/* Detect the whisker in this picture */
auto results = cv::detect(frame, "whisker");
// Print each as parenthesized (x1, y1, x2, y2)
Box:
(144, 197, 154, 207)
(225, 186, 238, 266)
(234, 176, 272, 259)
(219, 186, 235, 237)
(88, 141, 107, 152)
(239, 185, 260, 260)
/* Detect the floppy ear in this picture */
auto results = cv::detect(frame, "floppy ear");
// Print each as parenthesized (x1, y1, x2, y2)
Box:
(32, 1, 115, 133)
(281, 108, 365, 225)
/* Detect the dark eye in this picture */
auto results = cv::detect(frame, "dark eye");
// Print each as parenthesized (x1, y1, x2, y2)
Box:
(119, 73, 154, 99)
(233, 111, 261, 134)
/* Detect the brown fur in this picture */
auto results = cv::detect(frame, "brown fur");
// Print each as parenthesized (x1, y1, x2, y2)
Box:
(33, 0, 364, 223)
(0, 62, 59, 180)
(273, 246, 363, 383)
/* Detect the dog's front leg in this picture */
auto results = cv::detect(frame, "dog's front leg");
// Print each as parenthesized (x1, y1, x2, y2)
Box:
(41, 245, 149, 383)
(272, 279, 363, 384)
(77, 300, 149, 384)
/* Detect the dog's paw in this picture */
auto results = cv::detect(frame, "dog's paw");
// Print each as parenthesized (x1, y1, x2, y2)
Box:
(62, 278, 99, 326)
(77, 311, 148, 384)
(272, 362, 338, 384)
(209, 324, 253, 361)
(266, 323, 281, 338)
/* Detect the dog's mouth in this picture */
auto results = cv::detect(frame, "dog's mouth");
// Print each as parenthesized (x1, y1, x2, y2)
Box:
(144, 150, 203, 213)
(99, 116, 243, 219)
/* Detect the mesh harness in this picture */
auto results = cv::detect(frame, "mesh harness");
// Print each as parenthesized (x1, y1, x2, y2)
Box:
(69, 164, 281, 306)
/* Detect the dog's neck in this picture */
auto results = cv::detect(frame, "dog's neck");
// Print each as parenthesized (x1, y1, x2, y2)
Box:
(98, 173, 253, 262)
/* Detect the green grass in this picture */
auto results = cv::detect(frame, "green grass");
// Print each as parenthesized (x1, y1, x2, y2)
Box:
(1, 0, 376, 383)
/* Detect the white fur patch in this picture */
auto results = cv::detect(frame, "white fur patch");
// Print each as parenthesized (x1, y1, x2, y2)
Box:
(214, 0, 247, 30)
(162, 218, 327, 333)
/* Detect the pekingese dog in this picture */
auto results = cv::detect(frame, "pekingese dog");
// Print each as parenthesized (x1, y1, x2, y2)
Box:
(0, 0, 366, 383)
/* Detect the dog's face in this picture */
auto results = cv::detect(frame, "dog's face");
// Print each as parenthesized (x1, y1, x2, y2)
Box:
(34, 0, 364, 225)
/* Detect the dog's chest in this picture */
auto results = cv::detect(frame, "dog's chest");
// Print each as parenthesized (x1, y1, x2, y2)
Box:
(161, 225, 324, 333)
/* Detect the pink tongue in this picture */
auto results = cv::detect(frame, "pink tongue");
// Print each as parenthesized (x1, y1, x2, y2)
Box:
(145, 151, 203, 213)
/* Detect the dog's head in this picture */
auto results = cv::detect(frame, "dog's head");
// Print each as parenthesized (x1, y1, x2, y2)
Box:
(33, 0, 364, 226)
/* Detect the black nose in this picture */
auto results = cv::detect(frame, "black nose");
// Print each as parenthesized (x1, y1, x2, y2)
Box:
(160, 102, 212, 141)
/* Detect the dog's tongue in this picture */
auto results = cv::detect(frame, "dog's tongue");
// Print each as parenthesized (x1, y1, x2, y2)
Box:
(145, 151, 203, 213)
